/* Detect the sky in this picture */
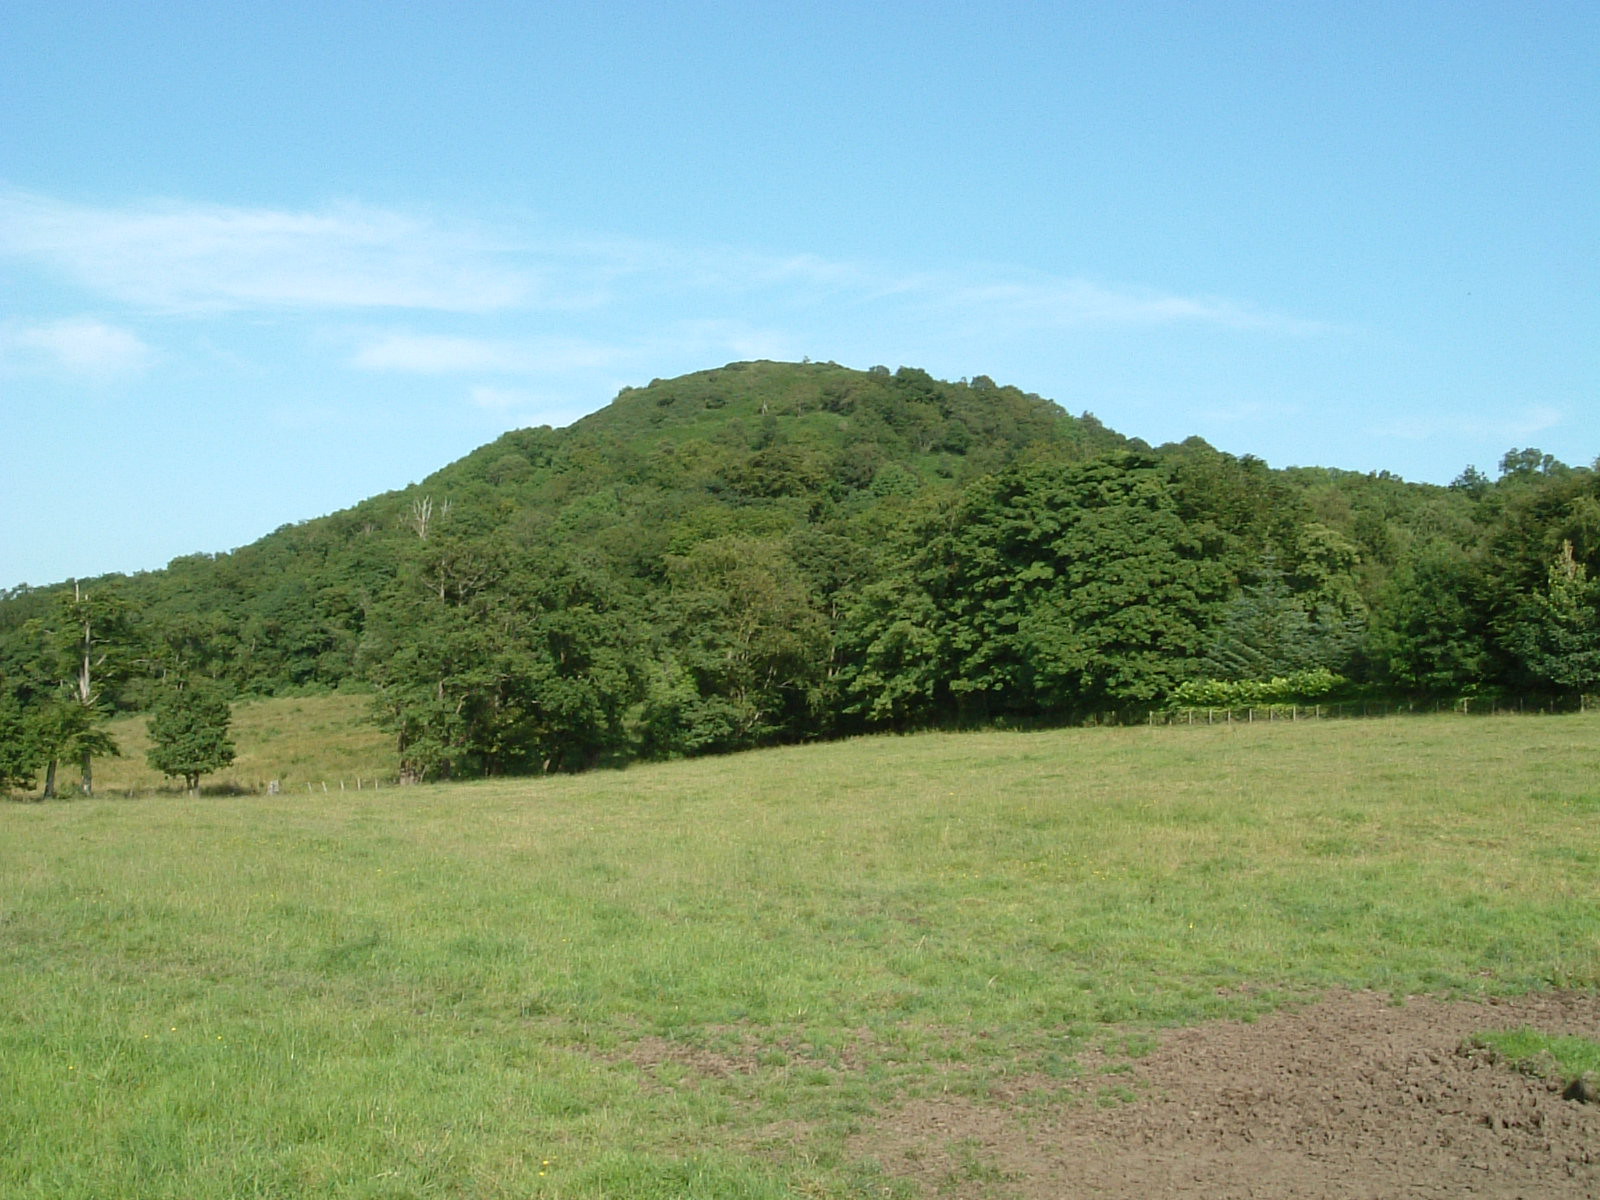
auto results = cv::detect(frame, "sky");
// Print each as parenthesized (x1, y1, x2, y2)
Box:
(2, 1, 1595, 590)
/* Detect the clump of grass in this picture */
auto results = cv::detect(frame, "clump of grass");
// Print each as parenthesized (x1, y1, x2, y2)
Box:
(1472, 1028, 1600, 1097)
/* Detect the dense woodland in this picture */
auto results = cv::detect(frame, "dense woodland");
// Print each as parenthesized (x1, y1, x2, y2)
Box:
(2, 360, 1597, 790)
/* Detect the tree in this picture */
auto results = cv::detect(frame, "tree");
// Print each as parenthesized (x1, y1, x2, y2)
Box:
(30, 695, 119, 799)
(146, 686, 236, 794)
(1201, 568, 1328, 681)
(362, 538, 645, 781)
(1370, 550, 1494, 694)
(23, 582, 138, 795)
(1202, 551, 1364, 682)
(1501, 541, 1600, 694)
(837, 577, 946, 728)
(0, 689, 43, 795)
(843, 453, 1230, 726)
(648, 536, 832, 754)
(1499, 447, 1571, 481)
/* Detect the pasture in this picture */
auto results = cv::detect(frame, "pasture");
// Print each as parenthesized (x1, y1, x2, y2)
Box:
(91, 692, 394, 796)
(3, 711, 1598, 1197)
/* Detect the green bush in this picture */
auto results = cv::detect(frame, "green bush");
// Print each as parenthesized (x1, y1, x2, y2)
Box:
(1168, 668, 1348, 709)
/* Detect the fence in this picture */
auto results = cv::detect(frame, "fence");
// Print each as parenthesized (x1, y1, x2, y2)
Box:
(1147, 692, 1592, 727)
(277, 777, 396, 794)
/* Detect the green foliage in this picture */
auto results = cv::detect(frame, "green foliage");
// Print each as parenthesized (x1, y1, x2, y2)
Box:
(836, 576, 946, 727)
(1370, 549, 1496, 694)
(1501, 541, 1600, 692)
(1168, 668, 1350, 709)
(22, 696, 119, 799)
(362, 538, 645, 780)
(1499, 446, 1574, 481)
(145, 686, 236, 793)
(0, 361, 1593, 780)
(0, 689, 42, 793)
(844, 452, 1229, 724)
(1201, 567, 1361, 681)
(649, 536, 832, 754)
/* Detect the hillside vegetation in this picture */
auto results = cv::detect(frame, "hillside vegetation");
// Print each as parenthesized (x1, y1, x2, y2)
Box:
(3, 713, 1597, 1196)
(2, 360, 1596, 791)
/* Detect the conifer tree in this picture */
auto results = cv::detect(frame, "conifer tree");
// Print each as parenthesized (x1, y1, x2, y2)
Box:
(1503, 541, 1600, 694)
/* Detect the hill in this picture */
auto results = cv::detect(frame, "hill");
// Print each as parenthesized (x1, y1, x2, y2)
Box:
(1, 360, 1596, 789)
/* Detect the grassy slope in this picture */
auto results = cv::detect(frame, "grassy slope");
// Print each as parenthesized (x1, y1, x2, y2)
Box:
(90, 693, 394, 796)
(4, 712, 1598, 1198)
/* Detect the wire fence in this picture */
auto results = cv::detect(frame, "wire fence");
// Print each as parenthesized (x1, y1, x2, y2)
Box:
(1147, 692, 1592, 727)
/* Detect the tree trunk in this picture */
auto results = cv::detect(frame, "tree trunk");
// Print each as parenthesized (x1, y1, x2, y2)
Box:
(73, 582, 97, 796)
(43, 757, 57, 800)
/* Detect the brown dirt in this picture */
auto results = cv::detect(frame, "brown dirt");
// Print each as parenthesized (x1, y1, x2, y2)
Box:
(849, 990, 1600, 1198)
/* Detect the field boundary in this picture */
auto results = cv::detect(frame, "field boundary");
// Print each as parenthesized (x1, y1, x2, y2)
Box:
(1148, 692, 1594, 727)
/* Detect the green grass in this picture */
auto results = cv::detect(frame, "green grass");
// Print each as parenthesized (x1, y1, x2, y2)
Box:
(4, 711, 1599, 1197)
(1471, 1028, 1600, 1085)
(89, 692, 394, 796)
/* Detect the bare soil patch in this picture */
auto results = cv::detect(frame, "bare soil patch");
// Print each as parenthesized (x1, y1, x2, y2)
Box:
(850, 990, 1600, 1198)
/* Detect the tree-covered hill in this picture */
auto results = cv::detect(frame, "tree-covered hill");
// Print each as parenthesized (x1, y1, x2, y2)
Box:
(2, 360, 1596, 789)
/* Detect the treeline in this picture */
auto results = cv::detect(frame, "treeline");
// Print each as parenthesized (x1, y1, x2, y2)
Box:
(2, 362, 1596, 791)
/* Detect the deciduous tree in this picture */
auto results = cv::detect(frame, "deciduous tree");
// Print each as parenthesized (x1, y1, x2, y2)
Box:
(146, 685, 236, 794)
(24, 583, 137, 795)
(0, 688, 43, 795)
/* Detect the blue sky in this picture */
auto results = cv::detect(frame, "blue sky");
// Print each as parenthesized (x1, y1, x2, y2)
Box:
(2, 1, 1595, 590)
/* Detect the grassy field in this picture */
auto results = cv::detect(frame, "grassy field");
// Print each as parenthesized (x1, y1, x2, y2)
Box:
(89, 692, 395, 796)
(3, 710, 1598, 1197)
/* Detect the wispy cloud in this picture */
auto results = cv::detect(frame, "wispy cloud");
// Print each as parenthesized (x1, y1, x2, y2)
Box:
(351, 334, 539, 373)
(463, 383, 614, 431)
(0, 317, 157, 378)
(350, 332, 645, 375)
(1373, 404, 1565, 443)
(469, 384, 539, 411)
(351, 322, 794, 378)
(562, 244, 1321, 335)
(1197, 398, 1303, 425)
(0, 189, 530, 314)
(1, 188, 1326, 372)
(913, 275, 1330, 335)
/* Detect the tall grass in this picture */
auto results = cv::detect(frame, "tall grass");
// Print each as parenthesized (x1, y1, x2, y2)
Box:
(4, 711, 1597, 1197)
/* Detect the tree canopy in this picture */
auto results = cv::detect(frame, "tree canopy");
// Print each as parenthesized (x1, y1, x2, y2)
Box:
(146, 686, 236, 794)
(1, 361, 1594, 789)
